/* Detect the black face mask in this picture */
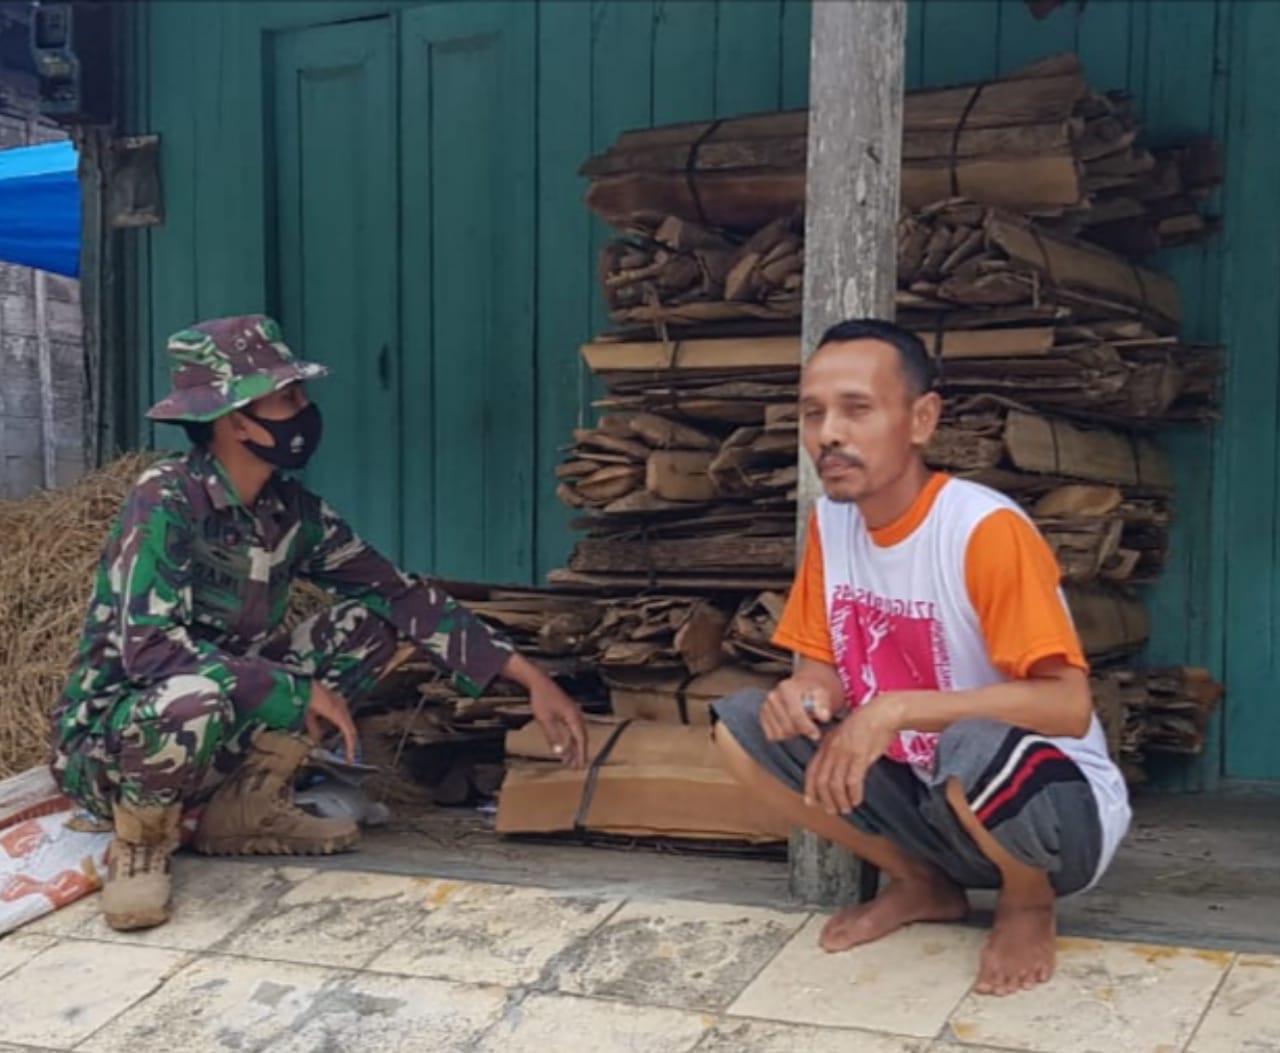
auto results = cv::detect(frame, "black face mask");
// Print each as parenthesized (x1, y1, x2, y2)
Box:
(239, 401, 323, 471)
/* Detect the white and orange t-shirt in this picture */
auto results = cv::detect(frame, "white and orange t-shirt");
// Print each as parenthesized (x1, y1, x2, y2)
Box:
(774, 473, 1130, 881)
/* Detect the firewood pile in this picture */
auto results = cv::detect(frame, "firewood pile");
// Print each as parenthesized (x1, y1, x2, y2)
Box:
(583, 54, 1220, 259)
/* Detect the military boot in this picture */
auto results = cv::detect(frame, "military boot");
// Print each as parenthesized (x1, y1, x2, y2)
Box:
(102, 802, 181, 932)
(193, 730, 359, 856)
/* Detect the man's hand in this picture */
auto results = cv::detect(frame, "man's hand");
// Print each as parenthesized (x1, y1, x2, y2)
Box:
(528, 679, 588, 768)
(803, 695, 904, 815)
(304, 682, 358, 763)
(760, 675, 839, 743)
(502, 652, 588, 768)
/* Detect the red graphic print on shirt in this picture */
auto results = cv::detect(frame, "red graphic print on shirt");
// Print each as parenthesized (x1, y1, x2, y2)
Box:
(828, 585, 952, 769)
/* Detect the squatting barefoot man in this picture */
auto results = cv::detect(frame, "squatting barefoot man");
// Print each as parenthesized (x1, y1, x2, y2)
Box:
(49, 315, 587, 933)
(711, 319, 1131, 996)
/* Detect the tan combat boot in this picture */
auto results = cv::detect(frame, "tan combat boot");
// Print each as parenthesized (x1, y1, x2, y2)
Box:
(102, 802, 181, 932)
(193, 730, 359, 856)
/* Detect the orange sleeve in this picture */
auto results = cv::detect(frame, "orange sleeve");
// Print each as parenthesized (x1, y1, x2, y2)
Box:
(771, 511, 836, 665)
(964, 509, 1088, 678)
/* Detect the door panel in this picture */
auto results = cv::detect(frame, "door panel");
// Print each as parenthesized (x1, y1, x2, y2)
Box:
(270, 17, 400, 558)
(400, 2, 536, 582)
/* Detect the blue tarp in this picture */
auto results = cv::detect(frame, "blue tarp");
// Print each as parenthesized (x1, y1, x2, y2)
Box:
(0, 139, 79, 278)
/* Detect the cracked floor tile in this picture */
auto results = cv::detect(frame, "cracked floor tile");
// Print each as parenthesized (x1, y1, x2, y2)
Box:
(80, 953, 508, 1053)
(550, 897, 807, 1012)
(368, 881, 621, 986)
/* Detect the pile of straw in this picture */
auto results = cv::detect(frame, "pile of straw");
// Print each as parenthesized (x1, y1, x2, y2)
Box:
(0, 453, 332, 779)
(0, 453, 160, 778)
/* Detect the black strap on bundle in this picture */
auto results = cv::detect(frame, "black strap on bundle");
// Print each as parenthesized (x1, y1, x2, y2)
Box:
(931, 312, 950, 390)
(684, 119, 725, 227)
(1128, 261, 1152, 317)
(573, 718, 635, 836)
(1026, 224, 1060, 315)
(674, 672, 697, 725)
(640, 521, 658, 590)
(948, 82, 989, 198)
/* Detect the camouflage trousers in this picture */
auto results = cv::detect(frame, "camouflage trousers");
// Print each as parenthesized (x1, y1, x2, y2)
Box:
(55, 601, 399, 818)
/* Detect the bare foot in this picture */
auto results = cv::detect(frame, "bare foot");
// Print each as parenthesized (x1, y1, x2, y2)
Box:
(818, 870, 968, 952)
(975, 896, 1057, 996)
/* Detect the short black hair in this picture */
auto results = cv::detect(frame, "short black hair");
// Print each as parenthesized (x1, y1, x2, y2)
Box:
(180, 420, 214, 447)
(815, 318, 937, 398)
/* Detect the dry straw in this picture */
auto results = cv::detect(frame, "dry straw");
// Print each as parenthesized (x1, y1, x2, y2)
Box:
(0, 453, 159, 778)
(0, 453, 331, 780)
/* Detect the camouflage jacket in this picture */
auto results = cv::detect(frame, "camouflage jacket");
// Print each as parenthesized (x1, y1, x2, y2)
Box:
(53, 449, 513, 744)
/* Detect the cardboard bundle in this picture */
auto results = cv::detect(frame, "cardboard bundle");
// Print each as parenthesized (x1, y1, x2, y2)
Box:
(1091, 665, 1224, 783)
(354, 582, 608, 806)
(606, 666, 776, 727)
(497, 717, 787, 843)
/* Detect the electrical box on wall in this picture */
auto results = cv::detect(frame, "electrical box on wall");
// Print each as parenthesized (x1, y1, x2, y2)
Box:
(30, 0, 112, 126)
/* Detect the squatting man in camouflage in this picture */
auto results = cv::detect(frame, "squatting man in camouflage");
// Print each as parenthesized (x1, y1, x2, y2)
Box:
(50, 314, 588, 933)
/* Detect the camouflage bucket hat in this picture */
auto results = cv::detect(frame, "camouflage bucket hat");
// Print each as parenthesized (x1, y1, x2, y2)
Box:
(145, 314, 329, 423)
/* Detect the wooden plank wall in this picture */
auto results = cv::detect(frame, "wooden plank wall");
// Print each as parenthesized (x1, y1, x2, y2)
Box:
(124, 0, 1279, 781)
(905, 0, 1266, 785)
(126, 0, 810, 582)
(1212, 0, 1280, 782)
(904, 0, 1280, 784)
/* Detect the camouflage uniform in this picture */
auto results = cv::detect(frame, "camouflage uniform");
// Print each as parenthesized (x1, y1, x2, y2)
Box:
(51, 316, 513, 819)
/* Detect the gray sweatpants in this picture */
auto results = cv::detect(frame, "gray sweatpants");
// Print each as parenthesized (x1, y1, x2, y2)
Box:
(712, 689, 1103, 896)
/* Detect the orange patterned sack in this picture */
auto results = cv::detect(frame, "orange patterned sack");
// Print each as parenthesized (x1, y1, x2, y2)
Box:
(0, 768, 110, 936)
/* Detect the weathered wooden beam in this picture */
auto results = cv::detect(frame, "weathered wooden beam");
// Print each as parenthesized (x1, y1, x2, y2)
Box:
(790, 0, 906, 908)
(34, 269, 55, 489)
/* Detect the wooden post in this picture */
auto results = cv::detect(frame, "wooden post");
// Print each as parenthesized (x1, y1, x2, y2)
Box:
(35, 269, 56, 490)
(790, 0, 907, 907)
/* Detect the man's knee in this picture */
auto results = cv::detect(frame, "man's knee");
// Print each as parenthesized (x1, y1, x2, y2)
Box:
(325, 600, 394, 644)
(712, 687, 768, 726)
(936, 719, 1017, 793)
(711, 713, 753, 775)
(117, 676, 233, 802)
(311, 600, 401, 673)
(144, 675, 232, 730)
(710, 689, 767, 765)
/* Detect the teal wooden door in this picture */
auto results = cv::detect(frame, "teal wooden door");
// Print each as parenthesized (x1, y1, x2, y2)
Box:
(270, 17, 401, 559)
(399, 2, 536, 583)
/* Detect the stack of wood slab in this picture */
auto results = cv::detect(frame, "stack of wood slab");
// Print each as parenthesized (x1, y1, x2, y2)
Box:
(598, 202, 1220, 425)
(486, 586, 799, 844)
(583, 53, 1220, 260)
(1090, 666, 1225, 784)
(357, 583, 787, 841)
(554, 335, 1179, 594)
(495, 53, 1226, 843)
(356, 582, 605, 807)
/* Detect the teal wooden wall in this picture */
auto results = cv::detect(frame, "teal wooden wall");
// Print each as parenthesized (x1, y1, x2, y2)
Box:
(121, 0, 1280, 781)
(904, 0, 1280, 785)
(123, 0, 811, 583)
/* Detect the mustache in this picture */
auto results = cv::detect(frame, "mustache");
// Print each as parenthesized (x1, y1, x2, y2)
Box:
(816, 448, 865, 471)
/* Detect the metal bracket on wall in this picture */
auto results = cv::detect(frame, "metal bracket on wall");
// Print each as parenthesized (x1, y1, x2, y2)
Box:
(105, 133, 163, 229)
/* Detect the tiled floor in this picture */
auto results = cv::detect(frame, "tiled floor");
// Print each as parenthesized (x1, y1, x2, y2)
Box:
(1, 856, 1275, 1053)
